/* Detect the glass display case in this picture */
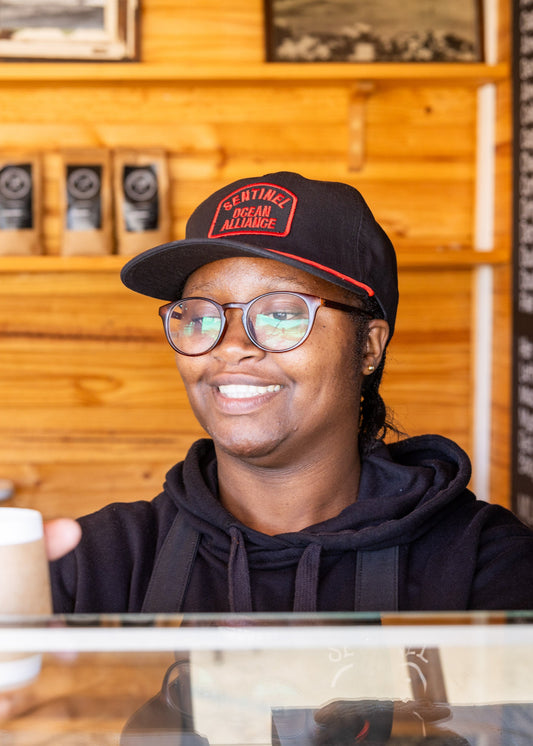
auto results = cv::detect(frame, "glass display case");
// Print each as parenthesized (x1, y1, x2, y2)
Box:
(0, 612, 532, 744)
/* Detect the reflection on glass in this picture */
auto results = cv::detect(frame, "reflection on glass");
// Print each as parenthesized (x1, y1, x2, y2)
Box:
(0, 614, 532, 745)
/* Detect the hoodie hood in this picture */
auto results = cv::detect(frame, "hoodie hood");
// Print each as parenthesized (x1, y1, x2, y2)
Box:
(161, 435, 473, 612)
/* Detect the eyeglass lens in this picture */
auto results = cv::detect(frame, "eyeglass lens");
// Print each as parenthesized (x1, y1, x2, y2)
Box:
(166, 293, 312, 354)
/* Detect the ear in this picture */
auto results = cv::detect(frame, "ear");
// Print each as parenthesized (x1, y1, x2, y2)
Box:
(362, 319, 389, 376)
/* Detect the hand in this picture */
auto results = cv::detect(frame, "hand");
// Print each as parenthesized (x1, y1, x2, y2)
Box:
(0, 686, 39, 724)
(44, 518, 81, 561)
(391, 698, 450, 737)
(314, 699, 394, 745)
(314, 698, 452, 745)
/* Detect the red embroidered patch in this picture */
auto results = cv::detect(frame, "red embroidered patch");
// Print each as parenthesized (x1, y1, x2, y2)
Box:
(208, 182, 297, 239)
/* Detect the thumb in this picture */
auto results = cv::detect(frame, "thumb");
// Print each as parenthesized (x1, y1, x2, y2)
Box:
(44, 518, 81, 561)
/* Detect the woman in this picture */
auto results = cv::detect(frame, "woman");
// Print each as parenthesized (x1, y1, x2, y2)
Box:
(49, 171, 533, 613)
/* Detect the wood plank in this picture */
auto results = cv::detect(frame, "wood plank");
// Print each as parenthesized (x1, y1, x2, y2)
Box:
(382, 268, 473, 460)
(0, 0, 514, 514)
(0, 462, 177, 519)
(0, 63, 509, 83)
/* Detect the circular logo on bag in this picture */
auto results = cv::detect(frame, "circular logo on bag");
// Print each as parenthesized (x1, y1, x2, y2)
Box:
(0, 166, 32, 200)
(124, 167, 158, 202)
(67, 167, 101, 200)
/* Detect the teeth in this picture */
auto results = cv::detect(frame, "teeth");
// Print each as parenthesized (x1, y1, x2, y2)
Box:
(218, 384, 281, 399)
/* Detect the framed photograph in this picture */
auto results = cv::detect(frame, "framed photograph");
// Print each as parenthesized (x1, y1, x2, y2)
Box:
(265, 0, 483, 63)
(0, 0, 139, 61)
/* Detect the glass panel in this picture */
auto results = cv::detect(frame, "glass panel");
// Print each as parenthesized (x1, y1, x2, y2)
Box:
(0, 613, 532, 745)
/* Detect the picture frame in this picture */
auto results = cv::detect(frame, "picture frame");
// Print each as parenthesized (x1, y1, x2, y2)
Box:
(264, 0, 483, 63)
(0, 0, 139, 61)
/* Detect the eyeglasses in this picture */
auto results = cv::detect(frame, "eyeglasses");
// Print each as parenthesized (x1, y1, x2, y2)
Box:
(159, 291, 371, 356)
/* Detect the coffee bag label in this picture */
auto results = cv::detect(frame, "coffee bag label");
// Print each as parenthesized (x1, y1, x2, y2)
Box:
(0, 164, 33, 230)
(66, 165, 102, 230)
(122, 164, 159, 232)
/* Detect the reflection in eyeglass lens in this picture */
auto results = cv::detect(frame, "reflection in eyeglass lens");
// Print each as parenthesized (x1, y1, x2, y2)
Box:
(168, 293, 314, 353)
(250, 294, 310, 350)
(172, 300, 222, 351)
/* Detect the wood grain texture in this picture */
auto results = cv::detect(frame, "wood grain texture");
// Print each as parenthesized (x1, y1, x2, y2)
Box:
(0, 0, 513, 512)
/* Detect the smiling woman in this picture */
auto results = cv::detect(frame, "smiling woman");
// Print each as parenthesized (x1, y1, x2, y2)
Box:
(48, 171, 533, 620)
(171, 257, 385, 504)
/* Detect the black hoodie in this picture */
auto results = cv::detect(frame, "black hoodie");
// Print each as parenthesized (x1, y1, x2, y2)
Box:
(51, 435, 533, 613)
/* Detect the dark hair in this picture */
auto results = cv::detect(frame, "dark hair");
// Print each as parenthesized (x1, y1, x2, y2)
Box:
(355, 296, 403, 456)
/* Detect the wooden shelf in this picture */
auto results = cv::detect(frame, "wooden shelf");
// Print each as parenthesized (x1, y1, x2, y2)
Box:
(0, 243, 510, 274)
(0, 61, 509, 85)
(0, 255, 128, 273)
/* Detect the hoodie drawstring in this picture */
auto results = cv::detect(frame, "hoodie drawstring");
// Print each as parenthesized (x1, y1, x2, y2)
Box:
(228, 526, 253, 612)
(293, 543, 321, 612)
(228, 528, 323, 613)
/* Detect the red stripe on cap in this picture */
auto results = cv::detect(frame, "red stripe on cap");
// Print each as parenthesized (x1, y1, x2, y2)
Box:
(266, 249, 374, 297)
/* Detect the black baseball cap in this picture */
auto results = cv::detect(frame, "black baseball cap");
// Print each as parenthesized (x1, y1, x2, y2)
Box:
(121, 171, 399, 336)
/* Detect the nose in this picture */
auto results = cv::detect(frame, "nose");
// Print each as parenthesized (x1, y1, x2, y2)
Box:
(212, 307, 263, 362)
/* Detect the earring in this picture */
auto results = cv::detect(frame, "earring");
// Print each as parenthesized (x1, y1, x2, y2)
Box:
(367, 365, 375, 372)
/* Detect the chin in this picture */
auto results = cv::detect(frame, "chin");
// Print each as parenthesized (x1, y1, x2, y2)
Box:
(212, 431, 287, 462)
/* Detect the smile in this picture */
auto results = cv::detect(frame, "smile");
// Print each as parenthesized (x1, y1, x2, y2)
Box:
(218, 384, 281, 399)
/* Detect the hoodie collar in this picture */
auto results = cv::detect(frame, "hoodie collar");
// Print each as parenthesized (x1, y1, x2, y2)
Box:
(163, 435, 472, 612)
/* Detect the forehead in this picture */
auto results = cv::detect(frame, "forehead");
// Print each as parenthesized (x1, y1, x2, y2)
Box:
(182, 256, 359, 304)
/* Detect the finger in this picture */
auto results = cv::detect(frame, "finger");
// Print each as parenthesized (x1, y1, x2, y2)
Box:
(412, 699, 451, 722)
(43, 518, 81, 561)
(0, 688, 38, 723)
(314, 700, 368, 725)
(395, 698, 450, 718)
(314, 700, 352, 723)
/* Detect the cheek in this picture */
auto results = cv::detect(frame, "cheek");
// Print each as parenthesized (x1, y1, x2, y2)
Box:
(174, 355, 203, 399)
(294, 333, 358, 399)
(174, 357, 213, 431)
(311, 319, 359, 373)
(309, 325, 362, 404)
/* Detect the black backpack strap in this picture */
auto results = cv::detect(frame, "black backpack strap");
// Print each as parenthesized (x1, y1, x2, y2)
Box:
(141, 512, 200, 613)
(355, 546, 399, 611)
(141, 513, 398, 612)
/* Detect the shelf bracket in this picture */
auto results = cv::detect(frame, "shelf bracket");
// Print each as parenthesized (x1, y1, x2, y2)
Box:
(348, 82, 374, 171)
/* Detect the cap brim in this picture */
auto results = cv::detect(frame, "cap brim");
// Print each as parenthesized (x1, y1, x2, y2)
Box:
(120, 238, 370, 302)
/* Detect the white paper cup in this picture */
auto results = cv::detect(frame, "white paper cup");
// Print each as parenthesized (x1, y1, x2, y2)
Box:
(0, 508, 52, 691)
(0, 507, 52, 616)
(0, 654, 42, 693)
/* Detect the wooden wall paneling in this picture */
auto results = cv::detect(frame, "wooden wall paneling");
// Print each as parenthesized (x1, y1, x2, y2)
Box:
(140, 0, 265, 65)
(0, 0, 514, 512)
(0, 270, 206, 518)
(382, 267, 473, 458)
(0, 81, 481, 257)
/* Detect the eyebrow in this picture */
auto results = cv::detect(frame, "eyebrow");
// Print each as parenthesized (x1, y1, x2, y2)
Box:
(184, 272, 311, 296)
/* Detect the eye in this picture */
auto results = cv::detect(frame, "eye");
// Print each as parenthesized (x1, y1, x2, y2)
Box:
(255, 295, 308, 323)
(269, 308, 303, 322)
